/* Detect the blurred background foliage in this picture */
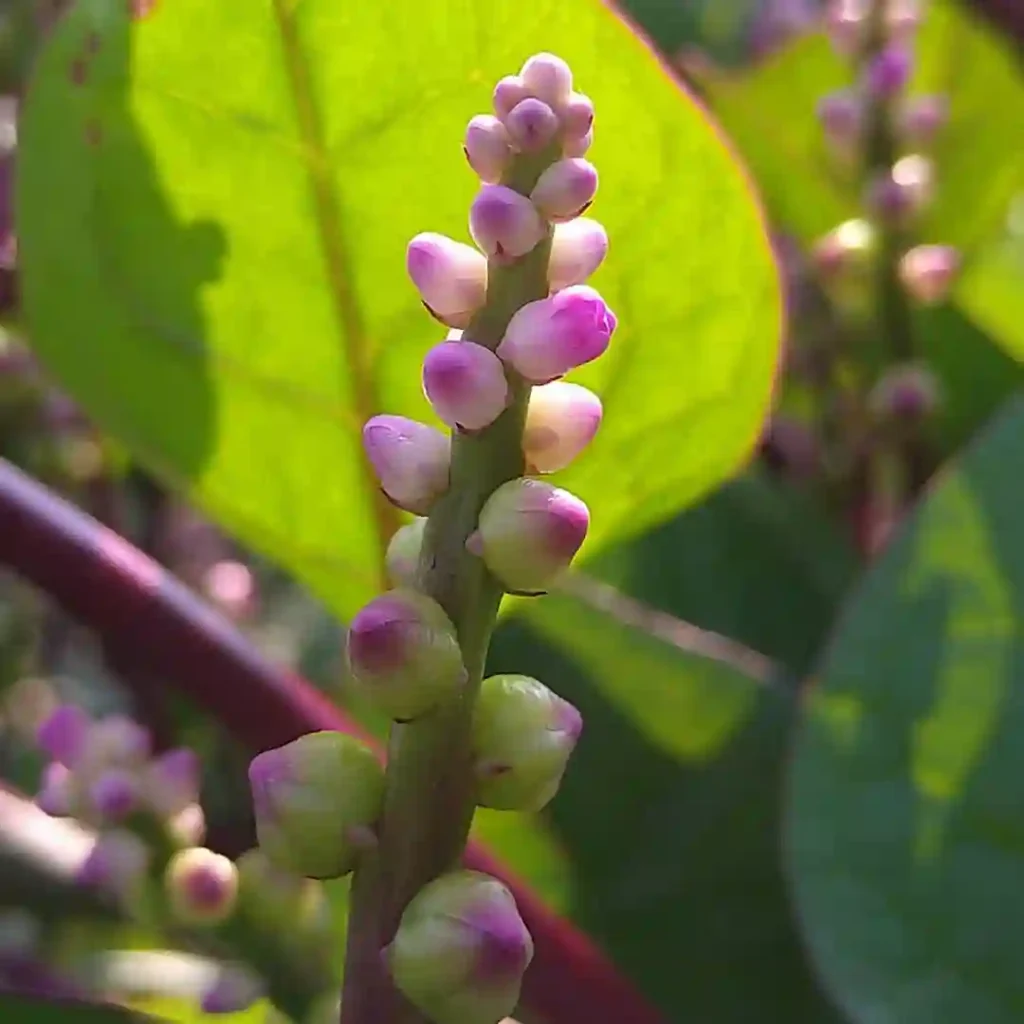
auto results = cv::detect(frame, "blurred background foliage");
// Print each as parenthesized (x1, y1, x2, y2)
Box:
(0, 1, 1022, 1022)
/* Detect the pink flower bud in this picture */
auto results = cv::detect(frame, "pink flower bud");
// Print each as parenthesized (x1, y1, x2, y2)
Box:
(865, 155, 933, 224)
(200, 965, 264, 1015)
(497, 285, 616, 383)
(469, 185, 546, 260)
(523, 382, 602, 474)
(36, 762, 71, 816)
(347, 589, 465, 721)
(248, 731, 384, 880)
(37, 705, 89, 768)
(422, 341, 509, 430)
(470, 478, 589, 593)
(77, 830, 149, 905)
(492, 75, 529, 120)
(898, 244, 960, 305)
(165, 847, 239, 926)
(817, 90, 862, 147)
(548, 218, 608, 291)
(168, 803, 207, 847)
(868, 363, 941, 423)
(203, 560, 255, 622)
(473, 674, 582, 812)
(563, 127, 593, 158)
(811, 219, 875, 280)
(464, 115, 511, 184)
(144, 747, 201, 818)
(898, 95, 948, 145)
(363, 415, 451, 516)
(385, 518, 427, 589)
(82, 715, 151, 770)
(520, 53, 573, 106)
(407, 233, 487, 328)
(826, 0, 867, 56)
(531, 158, 598, 222)
(504, 98, 559, 152)
(864, 44, 913, 99)
(558, 92, 594, 142)
(387, 870, 533, 1024)
(88, 769, 140, 823)
(886, 0, 921, 41)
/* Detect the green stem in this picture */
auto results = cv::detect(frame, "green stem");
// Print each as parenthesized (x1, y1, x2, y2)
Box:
(339, 151, 557, 1024)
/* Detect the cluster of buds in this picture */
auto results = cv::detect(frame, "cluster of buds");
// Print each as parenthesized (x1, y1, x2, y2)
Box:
(814, 0, 959, 310)
(243, 54, 601, 1024)
(33, 703, 207, 907)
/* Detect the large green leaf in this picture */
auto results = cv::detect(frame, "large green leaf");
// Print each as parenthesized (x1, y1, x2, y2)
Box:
(588, 466, 857, 677)
(485, 592, 843, 1022)
(17, 0, 779, 620)
(787, 396, 1024, 1024)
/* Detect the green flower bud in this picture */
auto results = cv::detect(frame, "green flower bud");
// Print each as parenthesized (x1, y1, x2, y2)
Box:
(473, 675, 582, 812)
(236, 848, 327, 934)
(346, 589, 466, 721)
(385, 518, 427, 589)
(248, 732, 384, 879)
(164, 847, 239, 926)
(387, 870, 533, 1024)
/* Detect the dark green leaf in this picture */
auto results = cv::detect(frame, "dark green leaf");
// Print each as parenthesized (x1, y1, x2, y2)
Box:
(486, 592, 843, 1022)
(787, 396, 1024, 1024)
(0, 995, 160, 1024)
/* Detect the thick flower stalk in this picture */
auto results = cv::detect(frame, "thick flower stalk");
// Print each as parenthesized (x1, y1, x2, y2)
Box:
(331, 53, 610, 1024)
(811, 0, 952, 552)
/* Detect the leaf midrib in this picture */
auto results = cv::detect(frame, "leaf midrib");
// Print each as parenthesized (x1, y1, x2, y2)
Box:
(271, 0, 399, 578)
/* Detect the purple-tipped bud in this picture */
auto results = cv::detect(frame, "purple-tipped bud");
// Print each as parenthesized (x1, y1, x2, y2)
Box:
(563, 127, 593, 158)
(817, 90, 862, 147)
(36, 705, 89, 767)
(899, 244, 960, 305)
(347, 589, 465, 720)
(868, 363, 941, 423)
(759, 416, 821, 479)
(470, 479, 589, 593)
(469, 185, 546, 260)
(549, 218, 608, 291)
(387, 870, 533, 1024)
(363, 415, 451, 516)
(523, 382, 602, 474)
(77, 830, 149, 905)
(407, 233, 488, 328)
(531, 158, 598, 223)
(493, 75, 529, 120)
(898, 95, 948, 145)
(864, 44, 913, 100)
(865, 155, 933, 224)
(825, 0, 867, 56)
(497, 285, 616, 383)
(464, 116, 512, 185)
(88, 769, 140, 823)
(144, 747, 201, 818)
(200, 966, 264, 1015)
(168, 804, 207, 847)
(504, 98, 559, 153)
(886, 0, 921, 42)
(811, 219, 876, 280)
(249, 732, 384, 880)
(520, 53, 573, 107)
(558, 92, 594, 142)
(473, 675, 582, 812)
(385, 518, 427, 589)
(36, 762, 71, 817)
(165, 847, 239, 926)
(422, 341, 509, 431)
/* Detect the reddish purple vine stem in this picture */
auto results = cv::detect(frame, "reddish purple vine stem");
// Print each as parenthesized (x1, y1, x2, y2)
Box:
(0, 456, 665, 1024)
